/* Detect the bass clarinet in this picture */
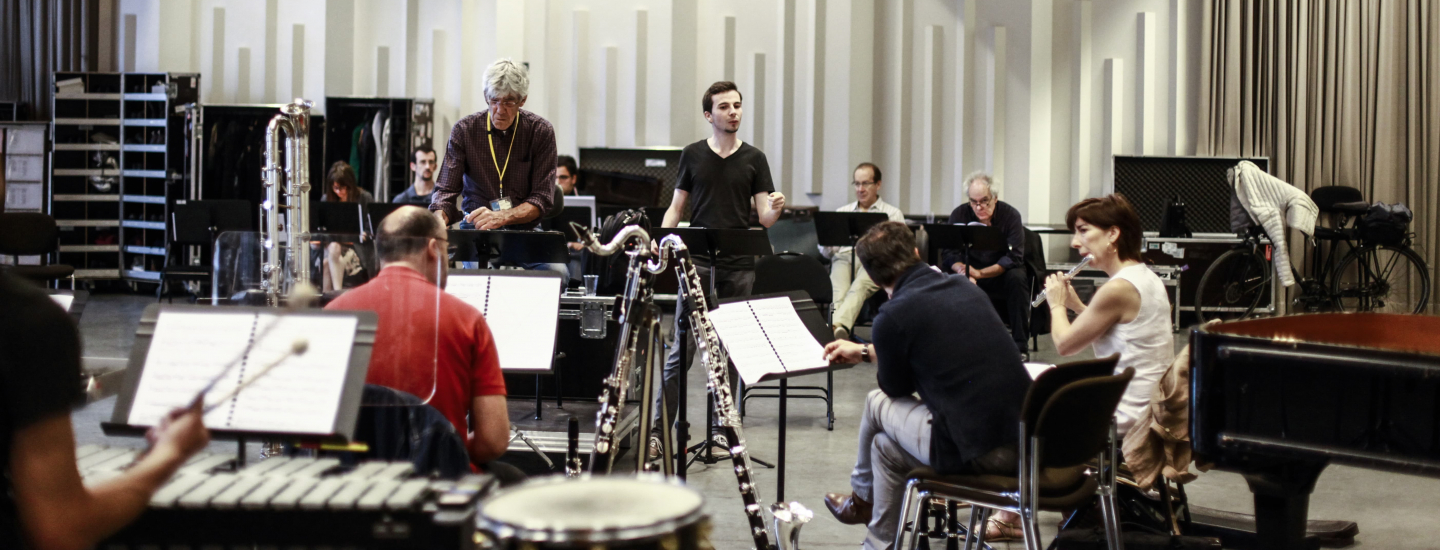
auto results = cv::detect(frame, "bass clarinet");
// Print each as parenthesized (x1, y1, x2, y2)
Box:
(658, 233, 777, 550)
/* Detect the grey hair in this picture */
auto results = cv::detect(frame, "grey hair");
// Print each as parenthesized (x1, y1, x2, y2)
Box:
(483, 58, 529, 101)
(964, 171, 995, 198)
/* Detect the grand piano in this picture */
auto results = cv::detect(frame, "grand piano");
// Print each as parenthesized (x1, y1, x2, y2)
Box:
(1192, 313, 1440, 549)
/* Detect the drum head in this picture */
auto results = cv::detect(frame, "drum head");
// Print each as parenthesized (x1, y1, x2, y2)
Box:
(479, 475, 705, 543)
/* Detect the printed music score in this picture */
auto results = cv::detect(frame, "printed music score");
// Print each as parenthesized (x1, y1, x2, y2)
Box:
(128, 311, 358, 434)
(49, 294, 74, 312)
(709, 296, 829, 385)
(445, 274, 562, 372)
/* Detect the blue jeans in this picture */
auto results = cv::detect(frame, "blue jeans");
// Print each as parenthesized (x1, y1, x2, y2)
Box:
(456, 220, 569, 281)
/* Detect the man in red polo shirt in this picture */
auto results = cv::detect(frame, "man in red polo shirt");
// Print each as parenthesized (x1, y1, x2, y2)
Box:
(326, 206, 510, 467)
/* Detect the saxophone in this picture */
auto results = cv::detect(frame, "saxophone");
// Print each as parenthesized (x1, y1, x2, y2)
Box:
(576, 224, 673, 475)
(658, 234, 777, 550)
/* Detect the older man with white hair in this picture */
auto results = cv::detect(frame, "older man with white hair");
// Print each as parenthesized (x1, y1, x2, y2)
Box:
(941, 172, 1030, 359)
(431, 58, 558, 232)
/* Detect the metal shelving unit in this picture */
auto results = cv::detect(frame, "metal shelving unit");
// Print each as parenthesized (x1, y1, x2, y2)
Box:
(50, 72, 199, 282)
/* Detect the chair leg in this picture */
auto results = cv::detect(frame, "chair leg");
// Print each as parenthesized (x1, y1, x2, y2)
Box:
(894, 480, 921, 550)
(965, 506, 991, 550)
(1098, 422, 1123, 550)
(826, 370, 835, 431)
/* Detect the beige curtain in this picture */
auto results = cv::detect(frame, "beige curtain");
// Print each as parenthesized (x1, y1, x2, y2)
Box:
(1197, 0, 1440, 315)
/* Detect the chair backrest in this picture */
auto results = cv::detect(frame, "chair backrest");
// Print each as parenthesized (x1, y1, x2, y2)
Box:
(1029, 364, 1133, 469)
(325, 384, 472, 478)
(1021, 354, 1120, 429)
(0, 212, 59, 256)
(1022, 227, 1046, 278)
(753, 252, 833, 306)
(1311, 186, 1364, 213)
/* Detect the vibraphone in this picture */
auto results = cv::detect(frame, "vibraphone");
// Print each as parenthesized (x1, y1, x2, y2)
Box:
(77, 445, 493, 549)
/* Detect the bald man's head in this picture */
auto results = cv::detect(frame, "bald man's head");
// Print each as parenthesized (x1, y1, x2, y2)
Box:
(377, 206, 444, 263)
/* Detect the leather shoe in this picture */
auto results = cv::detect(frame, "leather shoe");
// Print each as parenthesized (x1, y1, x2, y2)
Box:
(824, 491, 873, 525)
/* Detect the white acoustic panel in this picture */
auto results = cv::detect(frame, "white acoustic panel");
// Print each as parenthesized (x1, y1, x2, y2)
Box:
(265, 0, 277, 103)
(724, 16, 736, 82)
(957, 0, 977, 207)
(376, 46, 389, 97)
(1073, 0, 1094, 202)
(605, 45, 619, 147)
(810, 0, 827, 195)
(1171, 0, 1190, 155)
(572, 9, 590, 147)
(991, 25, 1006, 192)
(753, 52, 767, 152)
(210, 7, 225, 103)
(292, 25, 305, 100)
(124, 14, 137, 72)
(896, 0, 914, 210)
(781, 0, 797, 199)
(635, 9, 649, 146)
(1138, 12, 1158, 154)
(405, 0, 418, 97)
(1028, 0, 1054, 219)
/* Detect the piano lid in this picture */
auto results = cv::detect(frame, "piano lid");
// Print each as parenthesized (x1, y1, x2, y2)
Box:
(1200, 313, 1440, 358)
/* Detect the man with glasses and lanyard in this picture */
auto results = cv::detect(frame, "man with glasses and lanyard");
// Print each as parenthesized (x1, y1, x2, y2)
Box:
(941, 172, 1030, 359)
(430, 58, 565, 276)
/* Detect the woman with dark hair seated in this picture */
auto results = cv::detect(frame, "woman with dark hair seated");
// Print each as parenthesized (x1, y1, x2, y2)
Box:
(322, 161, 375, 292)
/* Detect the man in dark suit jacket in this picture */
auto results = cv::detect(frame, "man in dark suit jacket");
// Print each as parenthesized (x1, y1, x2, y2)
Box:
(941, 172, 1030, 357)
(822, 221, 1031, 550)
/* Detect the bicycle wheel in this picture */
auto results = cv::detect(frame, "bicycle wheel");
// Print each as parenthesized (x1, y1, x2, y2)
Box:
(1196, 249, 1271, 322)
(1329, 244, 1431, 314)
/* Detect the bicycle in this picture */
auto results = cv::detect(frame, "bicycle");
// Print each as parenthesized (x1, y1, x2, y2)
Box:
(1195, 201, 1430, 322)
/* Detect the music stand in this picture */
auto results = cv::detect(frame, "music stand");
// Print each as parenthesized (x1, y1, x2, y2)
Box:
(814, 211, 890, 281)
(716, 289, 851, 501)
(923, 223, 1008, 276)
(363, 203, 405, 236)
(310, 201, 365, 235)
(447, 229, 570, 266)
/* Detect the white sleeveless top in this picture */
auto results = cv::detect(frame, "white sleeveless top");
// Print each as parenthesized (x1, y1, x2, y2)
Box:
(1092, 264, 1174, 435)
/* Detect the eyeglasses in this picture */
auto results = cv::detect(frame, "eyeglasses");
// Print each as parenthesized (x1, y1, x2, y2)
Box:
(487, 97, 522, 109)
(969, 196, 994, 208)
(853, 181, 878, 188)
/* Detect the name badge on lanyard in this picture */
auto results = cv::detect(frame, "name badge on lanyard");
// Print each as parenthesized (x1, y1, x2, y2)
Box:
(490, 198, 513, 211)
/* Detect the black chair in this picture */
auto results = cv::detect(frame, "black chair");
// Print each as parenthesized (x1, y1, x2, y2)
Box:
(1021, 227, 1049, 351)
(311, 385, 474, 479)
(159, 200, 252, 302)
(741, 251, 837, 430)
(895, 355, 1132, 550)
(0, 212, 73, 285)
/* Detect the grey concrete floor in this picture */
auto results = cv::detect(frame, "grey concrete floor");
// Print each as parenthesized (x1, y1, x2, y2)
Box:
(66, 292, 1438, 549)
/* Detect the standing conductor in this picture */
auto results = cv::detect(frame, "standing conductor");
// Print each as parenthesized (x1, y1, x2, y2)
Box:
(652, 81, 786, 457)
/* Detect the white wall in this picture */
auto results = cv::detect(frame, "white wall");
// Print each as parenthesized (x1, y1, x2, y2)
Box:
(120, 0, 1202, 218)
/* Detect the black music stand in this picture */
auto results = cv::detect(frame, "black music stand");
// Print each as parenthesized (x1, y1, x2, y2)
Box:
(715, 289, 850, 501)
(363, 203, 405, 236)
(447, 229, 570, 267)
(310, 201, 366, 235)
(814, 211, 890, 280)
(923, 223, 1008, 276)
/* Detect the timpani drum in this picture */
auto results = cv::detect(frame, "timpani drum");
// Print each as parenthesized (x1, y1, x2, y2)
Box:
(476, 475, 712, 550)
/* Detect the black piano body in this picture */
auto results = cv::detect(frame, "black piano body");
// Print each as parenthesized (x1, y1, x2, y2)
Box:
(1192, 313, 1440, 550)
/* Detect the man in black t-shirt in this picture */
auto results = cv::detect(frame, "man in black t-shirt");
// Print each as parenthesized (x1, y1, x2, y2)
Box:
(651, 81, 786, 457)
(0, 273, 209, 549)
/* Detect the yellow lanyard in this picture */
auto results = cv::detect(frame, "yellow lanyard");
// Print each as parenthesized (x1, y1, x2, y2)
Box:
(487, 113, 517, 195)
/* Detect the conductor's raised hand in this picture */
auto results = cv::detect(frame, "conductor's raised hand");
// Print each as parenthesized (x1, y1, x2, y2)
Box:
(823, 339, 865, 364)
(768, 192, 786, 211)
(146, 402, 210, 461)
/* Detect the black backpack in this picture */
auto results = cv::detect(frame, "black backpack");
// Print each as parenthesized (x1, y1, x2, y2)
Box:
(583, 209, 652, 296)
(1360, 201, 1412, 246)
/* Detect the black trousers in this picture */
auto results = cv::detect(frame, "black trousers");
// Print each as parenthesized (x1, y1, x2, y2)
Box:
(655, 264, 755, 429)
(976, 267, 1029, 350)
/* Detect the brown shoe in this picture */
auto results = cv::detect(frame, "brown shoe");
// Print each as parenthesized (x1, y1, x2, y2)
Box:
(824, 491, 873, 525)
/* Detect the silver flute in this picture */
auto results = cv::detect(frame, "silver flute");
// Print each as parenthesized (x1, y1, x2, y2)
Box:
(1031, 255, 1092, 307)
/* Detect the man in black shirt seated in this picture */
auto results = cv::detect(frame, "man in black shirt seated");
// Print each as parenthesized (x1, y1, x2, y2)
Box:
(392, 145, 438, 205)
(942, 172, 1030, 358)
(822, 222, 1031, 550)
(0, 273, 210, 550)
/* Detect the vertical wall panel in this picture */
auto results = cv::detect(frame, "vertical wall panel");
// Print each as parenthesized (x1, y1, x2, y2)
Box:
(1028, 0, 1054, 219)
(923, 25, 943, 212)
(635, 9, 649, 146)
(669, 0, 697, 145)
(405, 0, 418, 97)
(957, 0, 977, 206)
(1138, 11, 1158, 154)
(432, 29, 446, 113)
(572, 10, 591, 147)
(810, 0, 827, 194)
(847, 0, 874, 192)
(1104, 58, 1125, 192)
(895, 0, 913, 210)
(724, 16, 736, 81)
(210, 7, 225, 103)
(753, 53, 767, 152)
(264, 0, 277, 102)
(990, 25, 1006, 190)
(605, 46, 619, 147)
(292, 25, 305, 100)
(1073, 0, 1094, 201)
(236, 47, 251, 103)
(123, 14, 137, 71)
(780, 0, 797, 198)
(325, 0, 353, 98)
(1171, 0, 1190, 154)
(376, 46, 390, 97)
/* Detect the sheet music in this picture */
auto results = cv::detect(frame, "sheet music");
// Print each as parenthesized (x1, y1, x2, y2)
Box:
(1023, 362, 1056, 380)
(709, 297, 828, 385)
(128, 311, 359, 434)
(49, 294, 74, 312)
(445, 274, 562, 371)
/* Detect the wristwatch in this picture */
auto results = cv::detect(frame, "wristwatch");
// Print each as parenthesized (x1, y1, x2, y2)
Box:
(861, 344, 872, 363)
